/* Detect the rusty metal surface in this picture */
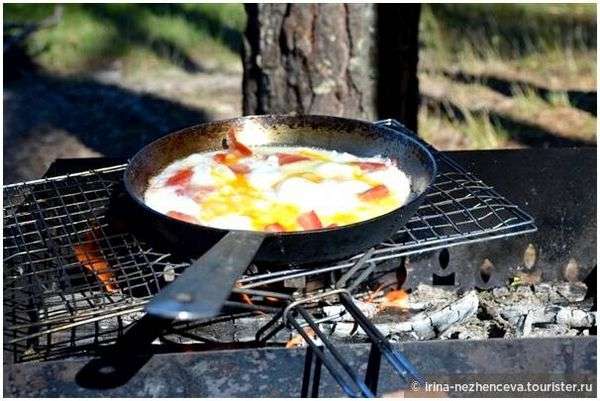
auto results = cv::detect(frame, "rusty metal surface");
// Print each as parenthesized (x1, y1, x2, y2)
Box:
(4, 148, 595, 397)
(3, 336, 596, 397)
(40, 147, 594, 292)
(404, 147, 596, 290)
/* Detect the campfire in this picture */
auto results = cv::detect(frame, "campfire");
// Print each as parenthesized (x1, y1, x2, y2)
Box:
(73, 231, 119, 293)
(65, 226, 595, 348)
(4, 120, 594, 397)
(315, 282, 594, 343)
(378, 288, 410, 309)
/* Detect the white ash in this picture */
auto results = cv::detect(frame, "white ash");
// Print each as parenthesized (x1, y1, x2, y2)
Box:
(556, 307, 596, 327)
(322, 289, 478, 341)
(23, 281, 595, 357)
(318, 282, 595, 343)
(398, 283, 461, 311)
(392, 290, 479, 340)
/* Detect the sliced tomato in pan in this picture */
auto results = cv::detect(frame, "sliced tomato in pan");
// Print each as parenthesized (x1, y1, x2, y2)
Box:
(297, 210, 323, 230)
(264, 223, 286, 232)
(212, 153, 227, 164)
(166, 168, 194, 186)
(226, 127, 253, 157)
(358, 184, 390, 201)
(192, 186, 216, 202)
(167, 211, 198, 224)
(228, 163, 250, 174)
(276, 153, 311, 165)
(351, 161, 387, 172)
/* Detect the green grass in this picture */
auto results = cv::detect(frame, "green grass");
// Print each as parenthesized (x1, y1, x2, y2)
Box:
(419, 103, 509, 149)
(420, 3, 597, 82)
(511, 85, 573, 112)
(6, 3, 595, 78)
(419, 3, 596, 148)
(4, 4, 246, 74)
(421, 4, 595, 59)
(420, 103, 510, 150)
(458, 108, 509, 149)
(5, 3, 596, 149)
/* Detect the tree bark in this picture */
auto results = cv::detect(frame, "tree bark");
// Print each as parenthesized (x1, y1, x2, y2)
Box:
(243, 3, 376, 120)
(242, 4, 421, 131)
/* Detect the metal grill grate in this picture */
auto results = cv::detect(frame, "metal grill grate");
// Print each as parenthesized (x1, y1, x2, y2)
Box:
(3, 123, 536, 353)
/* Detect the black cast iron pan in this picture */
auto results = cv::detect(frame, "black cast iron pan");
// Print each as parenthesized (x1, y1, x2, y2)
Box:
(123, 115, 437, 320)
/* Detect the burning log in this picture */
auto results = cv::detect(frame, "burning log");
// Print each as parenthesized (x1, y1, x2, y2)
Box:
(324, 298, 379, 320)
(286, 327, 318, 348)
(234, 283, 257, 307)
(380, 289, 409, 309)
(319, 280, 595, 343)
(394, 284, 460, 311)
(393, 290, 479, 340)
(73, 231, 118, 293)
(517, 306, 596, 337)
(323, 287, 479, 341)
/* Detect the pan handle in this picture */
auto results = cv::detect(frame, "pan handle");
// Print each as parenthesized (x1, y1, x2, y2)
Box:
(145, 231, 266, 320)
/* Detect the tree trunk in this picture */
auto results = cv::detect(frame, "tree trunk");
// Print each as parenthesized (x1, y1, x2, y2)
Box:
(375, 4, 421, 131)
(243, 4, 421, 131)
(242, 3, 376, 120)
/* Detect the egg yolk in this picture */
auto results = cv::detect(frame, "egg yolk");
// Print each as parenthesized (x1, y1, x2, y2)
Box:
(145, 145, 411, 232)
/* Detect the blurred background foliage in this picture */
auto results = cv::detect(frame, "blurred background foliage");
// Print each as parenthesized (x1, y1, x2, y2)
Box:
(3, 3, 597, 182)
(4, 3, 246, 73)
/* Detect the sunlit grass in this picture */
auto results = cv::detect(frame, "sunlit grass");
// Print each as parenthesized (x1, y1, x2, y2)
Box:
(546, 92, 572, 108)
(511, 85, 575, 113)
(420, 4, 596, 80)
(422, 3, 595, 57)
(511, 86, 554, 113)
(419, 104, 510, 150)
(4, 4, 246, 74)
(18, 6, 122, 73)
(419, 3, 596, 149)
(459, 109, 509, 149)
(4, 3, 596, 149)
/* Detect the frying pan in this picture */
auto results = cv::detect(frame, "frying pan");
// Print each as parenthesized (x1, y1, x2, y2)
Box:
(123, 115, 437, 320)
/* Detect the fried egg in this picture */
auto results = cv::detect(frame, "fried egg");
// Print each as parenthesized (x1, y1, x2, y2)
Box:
(144, 140, 411, 232)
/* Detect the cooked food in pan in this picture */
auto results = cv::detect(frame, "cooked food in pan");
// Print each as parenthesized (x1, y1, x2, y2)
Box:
(144, 128, 411, 232)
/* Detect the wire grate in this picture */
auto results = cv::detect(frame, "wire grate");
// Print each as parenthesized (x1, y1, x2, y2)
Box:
(3, 127, 536, 353)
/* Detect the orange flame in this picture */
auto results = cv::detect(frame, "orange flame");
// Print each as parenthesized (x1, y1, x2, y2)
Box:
(380, 289, 409, 309)
(234, 284, 266, 315)
(285, 327, 315, 348)
(73, 232, 118, 293)
(240, 292, 254, 306)
(365, 283, 386, 303)
(234, 282, 255, 306)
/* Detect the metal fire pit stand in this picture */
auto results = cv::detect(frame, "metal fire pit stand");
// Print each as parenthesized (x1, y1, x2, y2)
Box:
(256, 249, 424, 397)
(4, 119, 540, 397)
(285, 290, 425, 397)
(246, 118, 536, 397)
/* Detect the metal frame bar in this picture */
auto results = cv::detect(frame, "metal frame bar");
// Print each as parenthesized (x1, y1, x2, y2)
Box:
(284, 289, 424, 397)
(4, 120, 536, 355)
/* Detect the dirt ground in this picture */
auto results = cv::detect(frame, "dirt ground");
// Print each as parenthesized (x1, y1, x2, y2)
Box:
(3, 65, 242, 184)
(3, 55, 596, 184)
(4, 4, 596, 184)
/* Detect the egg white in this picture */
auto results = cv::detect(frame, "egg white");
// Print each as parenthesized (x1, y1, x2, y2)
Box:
(144, 145, 412, 231)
